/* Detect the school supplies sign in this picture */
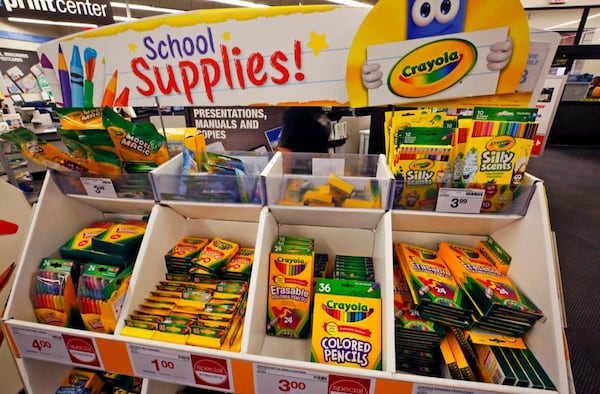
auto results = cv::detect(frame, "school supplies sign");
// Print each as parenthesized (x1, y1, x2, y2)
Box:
(37, 0, 531, 108)
(38, 5, 368, 108)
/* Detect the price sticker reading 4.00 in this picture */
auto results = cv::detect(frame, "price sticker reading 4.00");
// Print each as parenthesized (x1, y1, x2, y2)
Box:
(10, 326, 69, 363)
(254, 363, 328, 394)
(80, 177, 118, 198)
(435, 188, 485, 214)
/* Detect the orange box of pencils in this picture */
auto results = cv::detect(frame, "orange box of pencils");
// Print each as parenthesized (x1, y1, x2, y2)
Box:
(311, 278, 381, 370)
(266, 237, 314, 338)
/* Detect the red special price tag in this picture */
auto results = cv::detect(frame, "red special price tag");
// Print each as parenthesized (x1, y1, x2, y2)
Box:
(62, 334, 102, 367)
(190, 354, 233, 390)
(328, 374, 373, 394)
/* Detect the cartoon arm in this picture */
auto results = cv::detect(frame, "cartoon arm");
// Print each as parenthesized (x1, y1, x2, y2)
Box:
(361, 62, 383, 89)
(487, 37, 513, 71)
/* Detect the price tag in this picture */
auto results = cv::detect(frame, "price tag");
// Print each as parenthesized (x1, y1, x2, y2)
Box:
(312, 158, 344, 177)
(412, 384, 493, 394)
(62, 334, 102, 367)
(435, 188, 484, 214)
(190, 354, 233, 391)
(254, 363, 328, 394)
(80, 177, 118, 198)
(127, 343, 194, 385)
(328, 374, 373, 394)
(9, 326, 69, 363)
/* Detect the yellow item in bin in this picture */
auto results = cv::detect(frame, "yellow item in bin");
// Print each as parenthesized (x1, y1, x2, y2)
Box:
(192, 238, 239, 273)
(328, 173, 354, 196)
(303, 190, 333, 205)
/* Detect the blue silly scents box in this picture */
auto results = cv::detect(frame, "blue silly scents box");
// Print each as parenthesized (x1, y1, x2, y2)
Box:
(311, 278, 381, 370)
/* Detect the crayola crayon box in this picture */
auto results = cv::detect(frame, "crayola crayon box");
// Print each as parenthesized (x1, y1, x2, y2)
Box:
(311, 278, 381, 370)
(266, 236, 315, 338)
(457, 107, 538, 212)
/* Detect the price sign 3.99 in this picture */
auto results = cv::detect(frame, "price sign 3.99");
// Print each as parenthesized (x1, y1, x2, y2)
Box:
(435, 188, 485, 214)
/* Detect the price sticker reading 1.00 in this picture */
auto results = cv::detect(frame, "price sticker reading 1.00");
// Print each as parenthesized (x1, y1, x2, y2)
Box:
(127, 343, 194, 385)
(80, 177, 118, 198)
(435, 188, 485, 214)
(254, 363, 328, 394)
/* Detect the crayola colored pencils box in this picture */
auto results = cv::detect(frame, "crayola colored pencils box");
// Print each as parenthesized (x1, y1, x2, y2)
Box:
(438, 242, 544, 327)
(311, 278, 381, 370)
(266, 242, 315, 338)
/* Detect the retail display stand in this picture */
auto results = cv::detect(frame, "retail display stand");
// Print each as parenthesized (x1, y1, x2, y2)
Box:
(1, 2, 568, 392)
(1, 161, 569, 393)
(0, 180, 32, 394)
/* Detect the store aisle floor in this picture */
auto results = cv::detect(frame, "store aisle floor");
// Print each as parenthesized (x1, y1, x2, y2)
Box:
(527, 146, 600, 394)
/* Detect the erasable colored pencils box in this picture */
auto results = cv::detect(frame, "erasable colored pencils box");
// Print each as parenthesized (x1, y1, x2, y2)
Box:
(266, 245, 315, 338)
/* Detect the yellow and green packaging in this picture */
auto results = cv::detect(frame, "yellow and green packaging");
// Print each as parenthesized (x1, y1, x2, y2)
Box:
(266, 237, 314, 338)
(311, 278, 381, 370)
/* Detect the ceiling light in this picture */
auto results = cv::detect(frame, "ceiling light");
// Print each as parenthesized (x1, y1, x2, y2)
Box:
(207, 0, 269, 8)
(546, 12, 600, 30)
(110, 2, 183, 14)
(113, 15, 138, 21)
(325, 0, 373, 8)
(8, 17, 98, 28)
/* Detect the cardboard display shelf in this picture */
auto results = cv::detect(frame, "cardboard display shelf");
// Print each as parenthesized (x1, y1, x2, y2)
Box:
(2, 164, 568, 394)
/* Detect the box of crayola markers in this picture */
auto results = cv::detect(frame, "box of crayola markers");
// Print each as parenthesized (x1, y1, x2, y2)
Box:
(458, 107, 537, 212)
(266, 237, 314, 338)
(392, 127, 453, 210)
(311, 278, 381, 370)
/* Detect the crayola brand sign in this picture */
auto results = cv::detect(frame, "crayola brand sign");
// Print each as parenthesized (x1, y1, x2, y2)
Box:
(366, 27, 507, 106)
(347, 0, 531, 108)
(311, 278, 381, 370)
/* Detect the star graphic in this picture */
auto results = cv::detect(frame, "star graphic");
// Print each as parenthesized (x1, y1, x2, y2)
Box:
(128, 43, 137, 52)
(307, 31, 328, 56)
(222, 31, 231, 41)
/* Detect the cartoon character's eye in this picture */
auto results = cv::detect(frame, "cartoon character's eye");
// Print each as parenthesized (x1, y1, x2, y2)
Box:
(436, 0, 460, 23)
(411, 0, 435, 27)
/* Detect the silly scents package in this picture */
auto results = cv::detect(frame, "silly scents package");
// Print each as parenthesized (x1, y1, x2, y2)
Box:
(393, 127, 453, 210)
(311, 278, 381, 370)
(457, 107, 537, 212)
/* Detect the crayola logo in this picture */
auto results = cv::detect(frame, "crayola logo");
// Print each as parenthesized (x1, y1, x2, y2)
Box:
(409, 159, 434, 171)
(486, 136, 516, 151)
(388, 39, 477, 98)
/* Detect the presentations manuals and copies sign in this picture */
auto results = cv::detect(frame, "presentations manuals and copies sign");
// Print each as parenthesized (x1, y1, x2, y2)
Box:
(37, 0, 535, 109)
